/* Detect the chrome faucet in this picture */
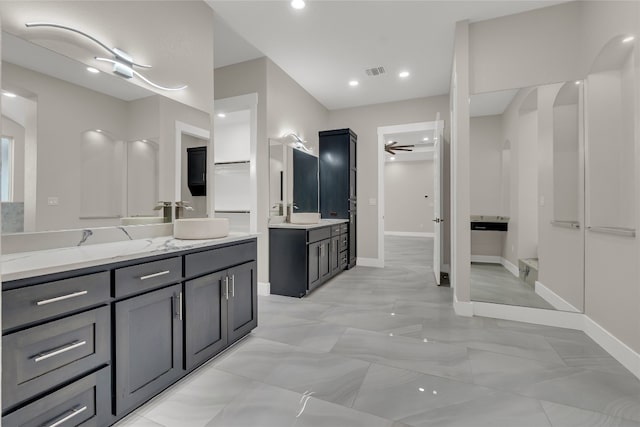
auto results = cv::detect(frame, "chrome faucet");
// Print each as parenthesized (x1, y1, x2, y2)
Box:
(154, 201, 173, 223)
(175, 201, 194, 219)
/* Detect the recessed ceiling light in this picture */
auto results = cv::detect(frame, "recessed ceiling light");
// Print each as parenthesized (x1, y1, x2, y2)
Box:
(418, 387, 425, 392)
(423, 137, 429, 141)
(575, 81, 581, 85)
(141, 139, 148, 143)
(96, 129, 102, 133)
(291, 0, 305, 10)
(86, 66, 100, 74)
(399, 71, 410, 78)
(349, 80, 359, 87)
(622, 36, 635, 43)
(3, 92, 17, 98)
(217, 113, 226, 118)
(390, 156, 396, 161)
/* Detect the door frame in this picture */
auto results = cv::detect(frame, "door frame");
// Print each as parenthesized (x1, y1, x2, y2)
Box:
(376, 120, 445, 268)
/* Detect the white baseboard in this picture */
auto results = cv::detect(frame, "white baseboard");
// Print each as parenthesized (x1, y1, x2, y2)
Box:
(501, 257, 519, 277)
(584, 316, 640, 380)
(535, 281, 580, 313)
(470, 255, 501, 264)
(453, 294, 473, 317)
(471, 301, 584, 330)
(385, 231, 434, 238)
(357, 257, 384, 268)
(257, 282, 270, 296)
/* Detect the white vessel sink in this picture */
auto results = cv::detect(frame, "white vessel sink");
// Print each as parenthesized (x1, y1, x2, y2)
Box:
(290, 212, 321, 224)
(120, 216, 164, 225)
(174, 218, 229, 239)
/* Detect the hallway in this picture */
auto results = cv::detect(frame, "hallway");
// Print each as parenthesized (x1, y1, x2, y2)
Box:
(118, 236, 640, 427)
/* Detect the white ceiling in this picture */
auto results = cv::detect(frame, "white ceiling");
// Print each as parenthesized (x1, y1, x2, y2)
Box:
(469, 88, 518, 117)
(209, 0, 566, 110)
(213, 11, 264, 69)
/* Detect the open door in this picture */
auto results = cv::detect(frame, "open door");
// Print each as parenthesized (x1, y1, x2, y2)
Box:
(433, 114, 444, 285)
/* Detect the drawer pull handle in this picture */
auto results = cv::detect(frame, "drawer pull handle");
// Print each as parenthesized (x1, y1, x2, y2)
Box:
(225, 276, 229, 300)
(140, 270, 171, 280)
(36, 291, 88, 306)
(231, 274, 235, 297)
(45, 405, 88, 427)
(34, 340, 87, 362)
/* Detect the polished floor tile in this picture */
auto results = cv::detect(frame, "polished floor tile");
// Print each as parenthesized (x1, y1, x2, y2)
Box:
(116, 236, 639, 427)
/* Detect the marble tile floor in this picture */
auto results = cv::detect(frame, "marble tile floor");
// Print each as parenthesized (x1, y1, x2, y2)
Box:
(117, 236, 640, 427)
(470, 262, 555, 310)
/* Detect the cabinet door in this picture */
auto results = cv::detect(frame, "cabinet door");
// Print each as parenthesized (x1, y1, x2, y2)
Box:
(184, 272, 227, 371)
(308, 241, 321, 289)
(319, 240, 331, 279)
(227, 262, 257, 344)
(187, 147, 206, 185)
(330, 236, 340, 273)
(115, 284, 183, 416)
(349, 213, 357, 268)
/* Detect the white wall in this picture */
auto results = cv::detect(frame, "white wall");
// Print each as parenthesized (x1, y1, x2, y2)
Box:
(1, 117, 25, 202)
(384, 160, 434, 234)
(470, 115, 502, 215)
(458, 1, 640, 359)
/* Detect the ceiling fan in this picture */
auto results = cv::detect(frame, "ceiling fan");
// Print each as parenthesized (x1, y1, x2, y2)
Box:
(384, 141, 414, 155)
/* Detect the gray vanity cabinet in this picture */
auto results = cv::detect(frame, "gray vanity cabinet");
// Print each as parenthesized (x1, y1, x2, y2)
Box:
(270, 223, 348, 297)
(114, 284, 183, 416)
(227, 261, 258, 344)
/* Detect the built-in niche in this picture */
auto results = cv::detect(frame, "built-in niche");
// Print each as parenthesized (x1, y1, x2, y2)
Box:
(586, 36, 636, 233)
(552, 82, 581, 224)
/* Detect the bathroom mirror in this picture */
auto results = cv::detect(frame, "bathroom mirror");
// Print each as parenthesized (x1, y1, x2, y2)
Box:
(1, 31, 210, 234)
(468, 82, 585, 313)
(268, 137, 318, 222)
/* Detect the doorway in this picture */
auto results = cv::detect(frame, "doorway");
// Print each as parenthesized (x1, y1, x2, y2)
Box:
(377, 119, 445, 283)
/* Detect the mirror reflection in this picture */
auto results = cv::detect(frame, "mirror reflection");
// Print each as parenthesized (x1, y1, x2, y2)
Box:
(268, 136, 319, 224)
(1, 31, 209, 233)
(469, 82, 584, 312)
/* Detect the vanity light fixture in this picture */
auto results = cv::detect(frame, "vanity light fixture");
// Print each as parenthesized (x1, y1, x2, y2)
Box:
(399, 71, 410, 78)
(2, 92, 17, 98)
(291, 0, 306, 10)
(349, 80, 359, 87)
(217, 113, 227, 118)
(25, 22, 187, 91)
(623, 36, 635, 43)
(86, 66, 100, 74)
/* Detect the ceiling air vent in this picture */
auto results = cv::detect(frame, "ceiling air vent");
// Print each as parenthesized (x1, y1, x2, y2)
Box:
(365, 66, 386, 77)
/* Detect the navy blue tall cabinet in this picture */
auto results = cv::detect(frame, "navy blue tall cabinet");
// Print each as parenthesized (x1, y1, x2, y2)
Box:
(319, 128, 357, 269)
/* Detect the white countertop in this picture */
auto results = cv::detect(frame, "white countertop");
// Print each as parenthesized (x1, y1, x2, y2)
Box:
(1, 233, 258, 282)
(268, 219, 349, 230)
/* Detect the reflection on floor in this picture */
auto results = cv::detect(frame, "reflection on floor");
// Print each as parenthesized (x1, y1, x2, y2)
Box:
(471, 262, 554, 310)
(116, 236, 640, 427)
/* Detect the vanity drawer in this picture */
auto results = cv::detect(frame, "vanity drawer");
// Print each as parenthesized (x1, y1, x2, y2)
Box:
(308, 227, 331, 243)
(2, 366, 110, 427)
(331, 225, 342, 236)
(339, 251, 348, 269)
(185, 241, 257, 278)
(340, 223, 348, 235)
(2, 306, 110, 411)
(115, 257, 182, 298)
(339, 234, 349, 252)
(3, 271, 110, 331)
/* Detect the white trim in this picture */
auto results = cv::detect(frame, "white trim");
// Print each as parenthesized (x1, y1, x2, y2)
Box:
(534, 281, 580, 313)
(442, 263, 450, 273)
(471, 301, 584, 330)
(356, 257, 384, 268)
(453, 294, 473, 317)
(257, 281, 270, 296)
(584, 316, 640, 380)
(470, 255, 501, 264)
(500, 257, 519, 277)
(385, 231, 434, 238)
(175, 121, 210, 219)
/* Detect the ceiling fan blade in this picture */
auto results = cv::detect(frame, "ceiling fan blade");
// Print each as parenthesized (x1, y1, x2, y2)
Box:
(395, 144, 415, 149)
(384, 147, 396, 155)
(393, 148, 413, 152)
(385, 141, 398, 147)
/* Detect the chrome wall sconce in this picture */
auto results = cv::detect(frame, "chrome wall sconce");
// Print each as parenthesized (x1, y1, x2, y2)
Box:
(25, 22, 187, 91)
